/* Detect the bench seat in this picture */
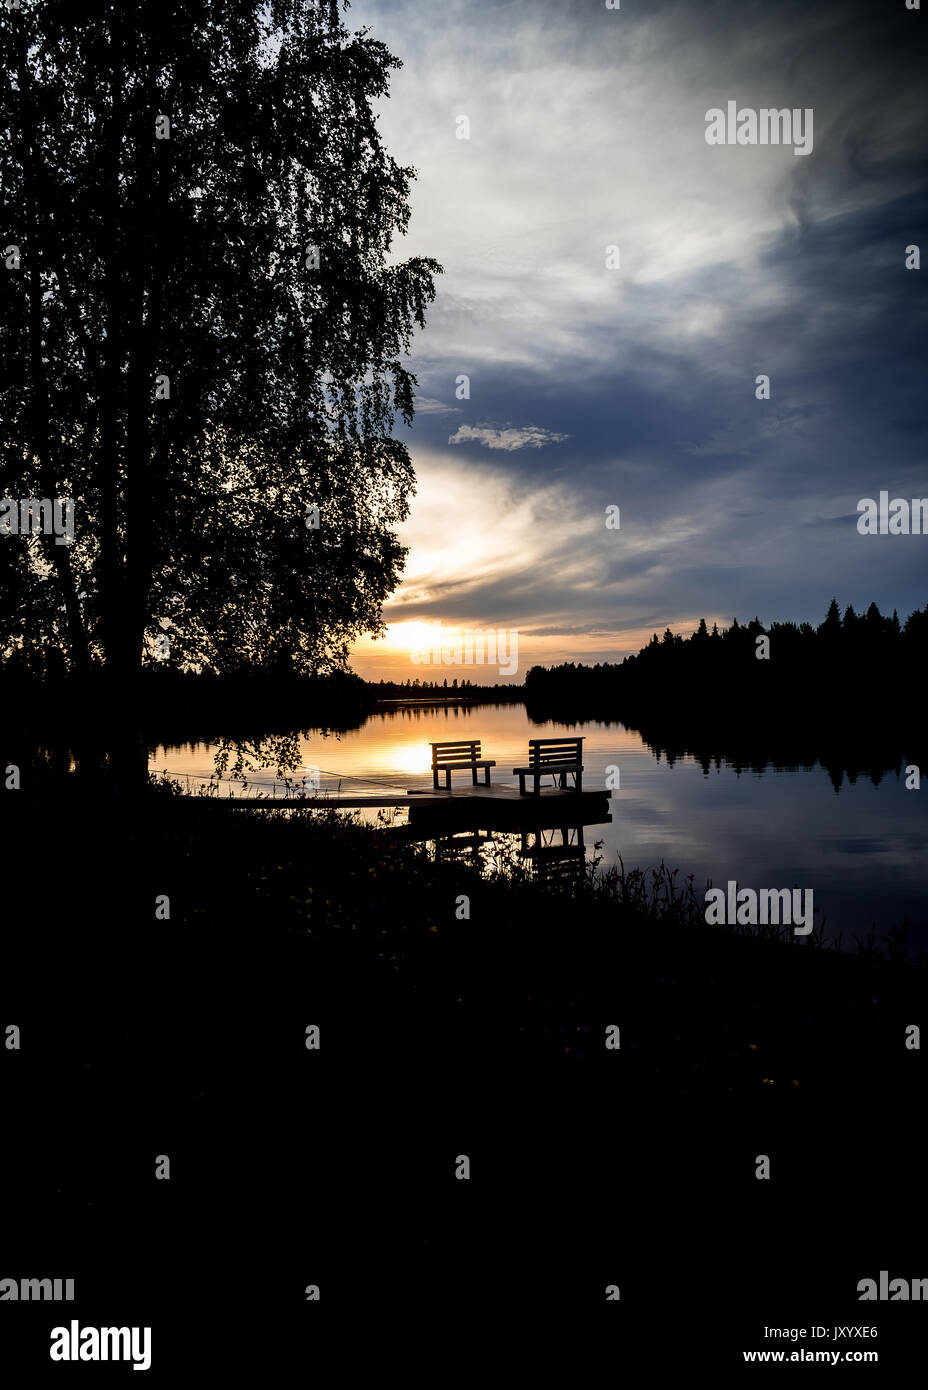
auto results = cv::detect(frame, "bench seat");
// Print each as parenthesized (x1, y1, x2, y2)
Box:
(512, 763, 582, 775)
(430, 740, 496, 789)
(513, 737, 584, 795)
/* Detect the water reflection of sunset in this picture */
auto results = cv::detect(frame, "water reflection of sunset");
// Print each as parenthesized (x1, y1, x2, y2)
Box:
(381, 741, 433, 777)
(148, 703, 928, 944)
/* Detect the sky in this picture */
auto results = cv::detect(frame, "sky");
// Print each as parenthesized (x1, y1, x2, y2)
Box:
(344, 0, 927, 682)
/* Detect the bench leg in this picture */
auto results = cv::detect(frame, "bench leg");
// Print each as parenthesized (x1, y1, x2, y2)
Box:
(484, 767, 491, 786)
(472, 766, 478, 786)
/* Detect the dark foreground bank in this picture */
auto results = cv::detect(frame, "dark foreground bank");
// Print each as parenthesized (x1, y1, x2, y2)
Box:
(2, 792, 924, 1370)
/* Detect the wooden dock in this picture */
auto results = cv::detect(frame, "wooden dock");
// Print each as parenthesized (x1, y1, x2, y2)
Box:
(205, 782, 611, 835)
(212, 783, 608, 809)
(404, 785, 600, 805)
(409, 789, 610, 834)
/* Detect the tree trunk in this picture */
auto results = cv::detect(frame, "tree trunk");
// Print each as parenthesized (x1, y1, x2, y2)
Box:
(16, 30, 90, 676)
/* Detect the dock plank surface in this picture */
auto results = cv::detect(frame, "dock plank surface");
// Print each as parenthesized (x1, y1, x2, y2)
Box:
(209, 783, 610, 810)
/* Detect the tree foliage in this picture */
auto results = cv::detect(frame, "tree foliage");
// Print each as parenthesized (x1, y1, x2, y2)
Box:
(0, 0, 439, 682)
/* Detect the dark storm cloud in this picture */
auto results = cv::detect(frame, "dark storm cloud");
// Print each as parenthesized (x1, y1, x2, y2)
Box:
(348, 0, 927, 657)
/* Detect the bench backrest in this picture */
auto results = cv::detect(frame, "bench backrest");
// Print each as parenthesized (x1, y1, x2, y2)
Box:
(525, 736, 583, 766)
(431, 740, 482, 768)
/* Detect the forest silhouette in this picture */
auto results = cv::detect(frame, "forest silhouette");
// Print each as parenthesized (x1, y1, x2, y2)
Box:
(524, 600, 928, 785)
(525, 599, 927, 710)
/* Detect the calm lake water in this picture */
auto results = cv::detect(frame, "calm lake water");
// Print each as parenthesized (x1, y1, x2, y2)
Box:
(152, 702, 928, 949)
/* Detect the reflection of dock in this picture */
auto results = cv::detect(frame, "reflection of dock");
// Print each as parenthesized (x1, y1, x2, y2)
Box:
(386, 790, 610, 885)
(519, 827, 587, 886)
(187, 779, 611, 885)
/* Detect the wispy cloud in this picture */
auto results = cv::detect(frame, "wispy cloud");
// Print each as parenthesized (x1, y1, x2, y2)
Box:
(448, 423, 569, 451)
(413, 395, 461, 415)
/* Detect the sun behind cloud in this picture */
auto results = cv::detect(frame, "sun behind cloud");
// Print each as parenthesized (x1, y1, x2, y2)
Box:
(389, 620, 445, 659)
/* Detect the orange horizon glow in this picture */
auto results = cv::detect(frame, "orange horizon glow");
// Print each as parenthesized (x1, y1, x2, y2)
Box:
(349, 616, 729, 683)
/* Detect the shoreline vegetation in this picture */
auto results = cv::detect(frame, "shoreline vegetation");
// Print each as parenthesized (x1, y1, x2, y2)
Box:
(6, 794, 922, 1117)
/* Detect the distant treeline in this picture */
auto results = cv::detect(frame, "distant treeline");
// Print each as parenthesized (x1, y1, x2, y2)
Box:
(370, 677, 522, 701)
(524, 600, 928, 723)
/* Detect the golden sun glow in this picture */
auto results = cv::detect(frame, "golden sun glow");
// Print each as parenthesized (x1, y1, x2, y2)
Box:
(387, 620, 445, 657)
(380, 741, 433, 776)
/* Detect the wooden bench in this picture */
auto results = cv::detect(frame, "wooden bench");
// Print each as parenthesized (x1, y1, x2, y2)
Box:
(430, 740, 496, 790)
(513, 737, 584, 796)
